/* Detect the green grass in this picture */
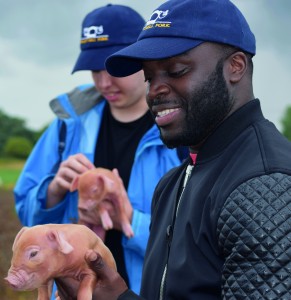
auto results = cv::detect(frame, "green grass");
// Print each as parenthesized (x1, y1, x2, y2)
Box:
(0, 158, 25, 189)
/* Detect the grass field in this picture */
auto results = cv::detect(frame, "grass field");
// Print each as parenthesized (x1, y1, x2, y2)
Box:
(0, 158, 38, 299)
(0, 158, 24, 189)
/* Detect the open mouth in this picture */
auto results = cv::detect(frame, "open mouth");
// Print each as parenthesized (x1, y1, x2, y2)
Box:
(154, 107, 181, 127)
(157, 108, 180, 117)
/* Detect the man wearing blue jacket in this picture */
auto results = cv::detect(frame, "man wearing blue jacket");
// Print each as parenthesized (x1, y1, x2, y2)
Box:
(13, 4, 186, 295)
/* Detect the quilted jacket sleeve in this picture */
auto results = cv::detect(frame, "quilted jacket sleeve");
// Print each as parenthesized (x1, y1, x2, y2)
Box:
(217, 173, 291, 299)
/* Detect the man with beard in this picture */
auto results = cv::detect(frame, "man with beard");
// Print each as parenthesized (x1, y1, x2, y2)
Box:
(56, 0, 291, 299)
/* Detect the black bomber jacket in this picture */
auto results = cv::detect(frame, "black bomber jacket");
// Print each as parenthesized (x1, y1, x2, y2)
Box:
(119, 99, 291, 300)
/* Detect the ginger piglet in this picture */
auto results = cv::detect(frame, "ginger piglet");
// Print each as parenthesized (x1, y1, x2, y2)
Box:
(5, 224, 116, 300)
(70, 167, 134, 240)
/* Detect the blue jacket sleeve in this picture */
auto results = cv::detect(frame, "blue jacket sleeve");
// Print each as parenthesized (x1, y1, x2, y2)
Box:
(122, 209, 151, 257)
(13, 118, 67, 226)
(122, 145, 183, 257)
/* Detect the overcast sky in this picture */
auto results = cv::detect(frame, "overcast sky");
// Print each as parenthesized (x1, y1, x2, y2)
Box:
(0, 0, 290, 131)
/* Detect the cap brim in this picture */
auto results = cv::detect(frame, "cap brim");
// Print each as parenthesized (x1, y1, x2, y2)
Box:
(105, 37, 203, 77)
(72, 45, 130, 74)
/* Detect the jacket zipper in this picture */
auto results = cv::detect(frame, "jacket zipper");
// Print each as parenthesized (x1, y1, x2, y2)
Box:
(159, 164, 194, 300)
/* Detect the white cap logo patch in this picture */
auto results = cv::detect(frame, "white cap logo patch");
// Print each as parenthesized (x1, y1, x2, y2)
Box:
(83, 26, 104, 38)
(144, 10, 171, 30)
(81, 25, 109, 44)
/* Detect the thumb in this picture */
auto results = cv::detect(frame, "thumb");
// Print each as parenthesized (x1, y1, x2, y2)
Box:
(55, 250, 127, 300)
(85, 249, 129, 297)
(85, 250, 115, 278)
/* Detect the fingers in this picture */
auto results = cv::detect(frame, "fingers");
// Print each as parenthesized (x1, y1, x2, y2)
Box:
(55, 281, 67, 300)
(47, 154, 95, 208)
(55, 277, 78, 300)
(112, 168, 124, 188)
(54, 289, 61, 300)
(85, 250, 128, 300)
(85, 250, 112, 281)
(85, 250, 119, 282)
(55, 154, 94, 189)
(61, 154, 95, 177)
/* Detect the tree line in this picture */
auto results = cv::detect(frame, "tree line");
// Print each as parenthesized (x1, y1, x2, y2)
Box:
(0, 109, 47, 159)
(1, 105, 291, 160)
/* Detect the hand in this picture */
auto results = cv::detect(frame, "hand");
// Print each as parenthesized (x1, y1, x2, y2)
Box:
(55, 250, 128, 300)
(87, 250, 128, 300)
(47, 153, 95, 208)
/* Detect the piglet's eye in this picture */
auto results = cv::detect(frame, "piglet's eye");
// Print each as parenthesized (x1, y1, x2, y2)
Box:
(29, 251, 38, 259)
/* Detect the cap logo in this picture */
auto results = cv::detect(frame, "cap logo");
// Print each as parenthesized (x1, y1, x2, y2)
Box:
(144, 10, 171, 30)
(81, 25, 109, 44)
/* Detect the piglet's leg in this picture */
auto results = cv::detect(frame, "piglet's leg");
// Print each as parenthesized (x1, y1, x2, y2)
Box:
(37, 279, 53, 300)
(121, 218, 134, 238)
(111, 196, 134, 238)
(100, 209, 113, 230)
(77, 274, 96, 300)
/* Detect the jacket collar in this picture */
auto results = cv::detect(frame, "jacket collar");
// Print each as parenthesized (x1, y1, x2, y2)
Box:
(50, 85, 102, 119)
(197, 99, 264, 162)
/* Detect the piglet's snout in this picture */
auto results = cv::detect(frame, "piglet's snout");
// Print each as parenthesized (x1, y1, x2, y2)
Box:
(5, 269, 29, 290)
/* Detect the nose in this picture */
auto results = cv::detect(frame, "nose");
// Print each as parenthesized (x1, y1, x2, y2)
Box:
(5, 276, 18, 289)
(146, 76, 170, 103)
(92, 70, 113, 90)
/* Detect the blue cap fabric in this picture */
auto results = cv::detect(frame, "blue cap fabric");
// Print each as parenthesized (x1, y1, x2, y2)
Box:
(105, 0, 256, 77)
(72, 4, 145, 73)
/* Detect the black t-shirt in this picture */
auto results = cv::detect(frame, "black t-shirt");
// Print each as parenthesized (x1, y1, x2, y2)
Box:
(94, 102, 154, 285)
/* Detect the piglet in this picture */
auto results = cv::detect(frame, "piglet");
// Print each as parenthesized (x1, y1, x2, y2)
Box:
(5, 224, 116, 300)
(70, 167, 134, 240)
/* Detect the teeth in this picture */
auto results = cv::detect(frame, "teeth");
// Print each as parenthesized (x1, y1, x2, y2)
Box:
(157, 108, 178, 117)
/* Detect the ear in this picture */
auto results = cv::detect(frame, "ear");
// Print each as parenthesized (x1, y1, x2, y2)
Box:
(12, 227, 28, 251)
(101, 175, 115, 192)
(226, 52, 248, 84)
(47, 230, 74, 254)
(70, 175, 80, 192)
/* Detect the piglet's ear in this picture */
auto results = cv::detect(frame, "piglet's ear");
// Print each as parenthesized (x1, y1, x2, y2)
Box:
(70, 176, 80, 192)
(101, 176, 115, 192)
(12, 227, 28, 252)
(47, 230, 74, 254)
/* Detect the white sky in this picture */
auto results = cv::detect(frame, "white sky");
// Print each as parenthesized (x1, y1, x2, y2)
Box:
(0, 0, 290, 131)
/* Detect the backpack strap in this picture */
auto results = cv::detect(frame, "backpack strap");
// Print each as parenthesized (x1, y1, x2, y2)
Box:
(51, 121, 67, 173)
(49, 84, 100, 172)
(58, 121, 67, 158)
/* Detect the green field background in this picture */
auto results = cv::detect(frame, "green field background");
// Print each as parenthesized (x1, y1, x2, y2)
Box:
(0, 159, 24, 189)
(0, 159, 38, 299)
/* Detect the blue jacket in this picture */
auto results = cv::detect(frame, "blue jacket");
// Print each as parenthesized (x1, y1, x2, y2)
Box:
(14, 84, 185, 294)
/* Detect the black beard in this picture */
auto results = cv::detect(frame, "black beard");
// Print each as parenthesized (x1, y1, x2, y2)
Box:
(161, 60, 234, 148)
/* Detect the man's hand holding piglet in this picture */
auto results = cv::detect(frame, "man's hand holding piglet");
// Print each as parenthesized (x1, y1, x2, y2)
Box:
(47, 153, 95, 208)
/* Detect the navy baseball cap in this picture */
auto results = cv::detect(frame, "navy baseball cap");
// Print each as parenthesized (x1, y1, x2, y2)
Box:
(106, 0, 256, 77)
(72, 4, 145, 73)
